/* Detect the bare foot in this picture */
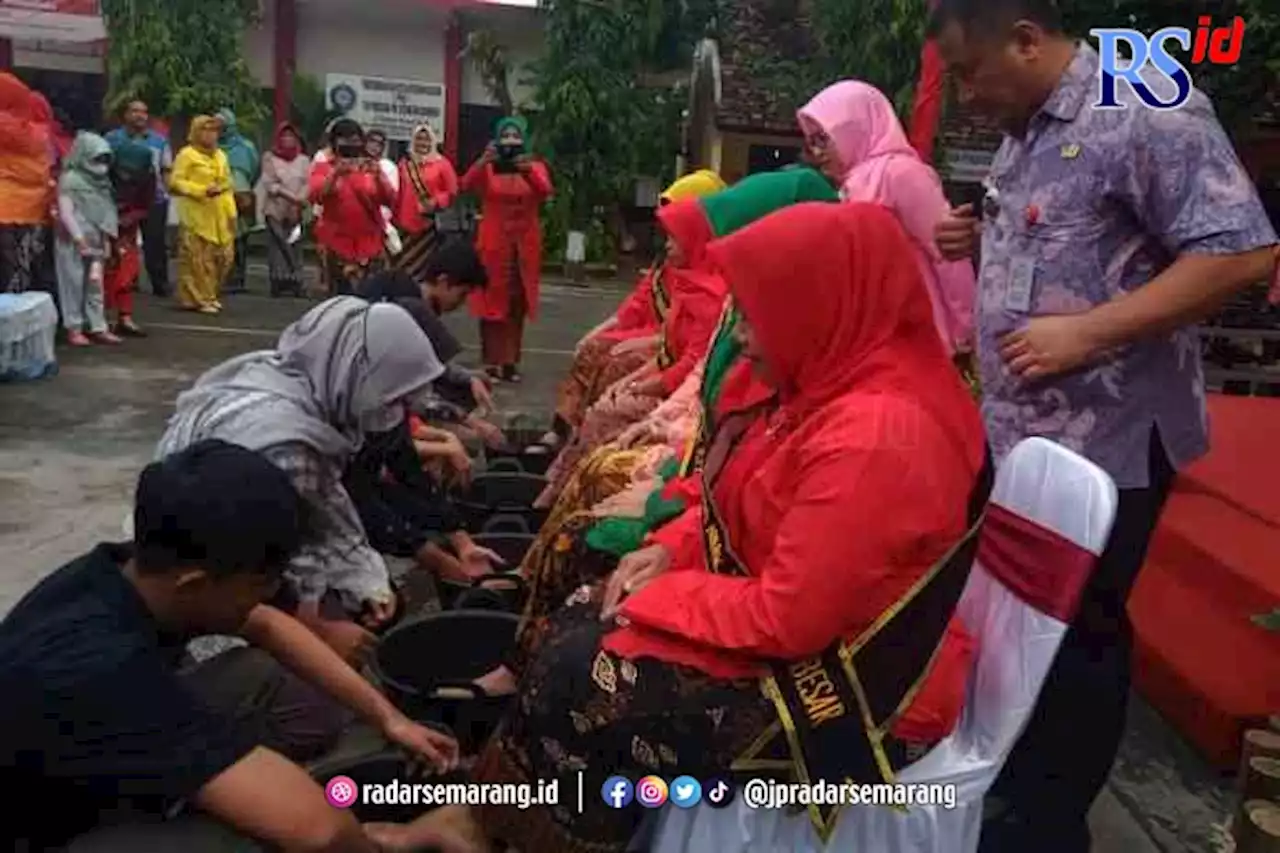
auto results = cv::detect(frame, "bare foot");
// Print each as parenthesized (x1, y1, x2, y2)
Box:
(365, 806, 490, 852)
(473, 665, 519, 697)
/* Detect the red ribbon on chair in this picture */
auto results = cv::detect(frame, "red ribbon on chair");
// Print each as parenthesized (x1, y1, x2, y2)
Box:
(975, 504, 1097, 623)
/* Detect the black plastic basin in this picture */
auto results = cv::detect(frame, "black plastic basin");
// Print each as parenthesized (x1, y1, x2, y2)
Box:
(373, 610, 518, 753)
(486, 427, 556, 476)
(455, 473, 549, 534)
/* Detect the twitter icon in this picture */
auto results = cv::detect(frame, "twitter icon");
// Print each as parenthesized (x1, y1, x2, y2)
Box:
(669, 776, 702, 809)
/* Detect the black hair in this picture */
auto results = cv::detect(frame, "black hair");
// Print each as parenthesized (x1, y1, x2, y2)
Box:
(329, 118, 364, 147)
(367, 129, 387, 142)
(423, 238, 488, 289)
(122, 99, 147, 116)
(134, 439, 314, 577)
(927, 0, 1063, 39)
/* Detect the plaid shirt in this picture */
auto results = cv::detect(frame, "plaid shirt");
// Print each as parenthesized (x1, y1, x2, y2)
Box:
(263, 442, 392, 609)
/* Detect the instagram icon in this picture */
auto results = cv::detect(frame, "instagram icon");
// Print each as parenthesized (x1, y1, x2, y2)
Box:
(636, 776, 669, 808)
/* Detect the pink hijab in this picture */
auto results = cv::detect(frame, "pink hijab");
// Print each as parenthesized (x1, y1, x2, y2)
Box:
(798, 80, 975, 353)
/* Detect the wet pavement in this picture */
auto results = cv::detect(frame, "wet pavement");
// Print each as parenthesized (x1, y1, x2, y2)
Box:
(0, 266, 1228, 851)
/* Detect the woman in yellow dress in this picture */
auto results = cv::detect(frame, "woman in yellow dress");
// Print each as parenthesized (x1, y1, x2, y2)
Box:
(169, 115, 237, 314)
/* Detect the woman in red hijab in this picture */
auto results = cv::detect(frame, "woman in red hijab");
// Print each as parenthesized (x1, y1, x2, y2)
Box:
(534, 197, 726, 506)
(445, 202, 990, 853)
(260, 122, 310, 296)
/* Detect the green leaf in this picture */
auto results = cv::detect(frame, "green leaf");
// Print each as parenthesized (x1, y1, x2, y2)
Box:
(1251, 609, 1280, 631)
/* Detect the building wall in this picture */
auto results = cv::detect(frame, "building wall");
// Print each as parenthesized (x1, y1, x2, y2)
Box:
(244, 1, 447, 93)
(244, 2, 542, 110)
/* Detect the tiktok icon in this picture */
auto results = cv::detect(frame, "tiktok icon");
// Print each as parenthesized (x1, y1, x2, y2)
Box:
(703, 777, 736, 809)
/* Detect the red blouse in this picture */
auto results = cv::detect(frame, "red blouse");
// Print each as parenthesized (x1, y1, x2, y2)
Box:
(308, 160, 396, 262)
(394, 156, 458, 234)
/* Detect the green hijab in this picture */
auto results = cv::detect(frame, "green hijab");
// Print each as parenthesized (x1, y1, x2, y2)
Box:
(493, 114, 528, 143)
(695, 167, 839, 408)
(585, 166, 839, 556)
(216, 108, 261, 183)
(59, 131, 118, 237)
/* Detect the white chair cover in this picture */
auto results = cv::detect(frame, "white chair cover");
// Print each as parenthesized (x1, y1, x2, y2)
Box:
(645, 437, 1118, 853)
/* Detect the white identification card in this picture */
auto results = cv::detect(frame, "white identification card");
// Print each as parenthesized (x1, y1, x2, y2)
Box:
(1005, 256, 1036, 312)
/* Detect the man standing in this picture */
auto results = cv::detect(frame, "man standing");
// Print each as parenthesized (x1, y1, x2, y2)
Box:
(929, 1, 1278, 851)
(106, 100, 173, 297)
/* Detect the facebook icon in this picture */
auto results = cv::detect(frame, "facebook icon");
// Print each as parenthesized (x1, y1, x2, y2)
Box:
(602, 776, 634, 809)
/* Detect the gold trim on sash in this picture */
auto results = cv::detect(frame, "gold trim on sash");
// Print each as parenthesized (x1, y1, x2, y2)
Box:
(700, 446, 989, 840)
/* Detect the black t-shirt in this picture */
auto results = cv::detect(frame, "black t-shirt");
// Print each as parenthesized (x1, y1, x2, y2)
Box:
(0, 544, 257, 848)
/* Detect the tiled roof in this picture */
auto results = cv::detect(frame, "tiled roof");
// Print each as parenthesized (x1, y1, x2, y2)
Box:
(714, 0, 814, 135)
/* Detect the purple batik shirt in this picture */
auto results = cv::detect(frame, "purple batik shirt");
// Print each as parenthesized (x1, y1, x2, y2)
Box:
(977, 44, 1277, 489)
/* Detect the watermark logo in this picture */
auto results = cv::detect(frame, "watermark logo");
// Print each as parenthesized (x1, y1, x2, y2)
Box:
(636, 776, 669, 808)
(704, 777, 736, 808)
(324, 776, 358, 809)
(601, 776, 633, 809)
(1091, 16, 1246, 110)
(670, 776, 702, 808)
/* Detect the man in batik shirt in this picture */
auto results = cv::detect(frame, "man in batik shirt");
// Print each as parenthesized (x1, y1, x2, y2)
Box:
(929, 0, 1279, 850)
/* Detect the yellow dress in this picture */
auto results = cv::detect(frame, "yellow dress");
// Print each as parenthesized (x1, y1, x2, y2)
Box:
(169, 140, 237, 310)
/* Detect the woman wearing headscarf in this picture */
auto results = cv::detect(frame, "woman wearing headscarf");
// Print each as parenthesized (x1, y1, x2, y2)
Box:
(798, 79, 976, 357)
(215, 108, 261, 294)
(309, 118, 398, 296)
(54, 132, 120, 346)
(259, 122, 310, 297)
(535, 197, 727, 506)
(394, 122, 458, 284)
(0, 73, 54, 294)
(169, 115, 237, 313)
(104, 135, 157, 336)
(379, 202, 989, 853)
(542, 169, 727, 448)
(478, 169, 839, 697)
(461, 115, 553, 383)
(156, 297, 446, 663)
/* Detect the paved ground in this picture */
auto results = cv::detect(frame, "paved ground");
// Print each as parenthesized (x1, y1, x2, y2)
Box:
(0, 266, 1231, 851)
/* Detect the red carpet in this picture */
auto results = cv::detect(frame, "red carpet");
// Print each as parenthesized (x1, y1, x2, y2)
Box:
(1130, 393, 1280, 770)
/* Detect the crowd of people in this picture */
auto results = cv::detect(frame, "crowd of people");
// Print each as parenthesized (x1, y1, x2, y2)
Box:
(0, 76, 550, 382)
(4, 0, 1280, 852)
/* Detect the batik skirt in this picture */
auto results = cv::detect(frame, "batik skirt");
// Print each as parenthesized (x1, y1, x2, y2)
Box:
(555, 334, 656, 429)
(473, 590, 775, 853)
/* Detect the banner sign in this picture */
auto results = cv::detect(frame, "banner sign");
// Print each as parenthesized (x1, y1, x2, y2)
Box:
(325, 73, 446, 142)
(0, 0, 105, 43)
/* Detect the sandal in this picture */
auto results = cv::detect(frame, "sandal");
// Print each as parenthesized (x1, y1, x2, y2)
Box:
(502, 365, 522, 383)
(66, 330, 90, 347)
(89, 330, 123, 345)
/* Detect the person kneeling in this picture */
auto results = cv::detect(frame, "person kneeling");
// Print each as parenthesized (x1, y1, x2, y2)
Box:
(0, 440, 473, 852)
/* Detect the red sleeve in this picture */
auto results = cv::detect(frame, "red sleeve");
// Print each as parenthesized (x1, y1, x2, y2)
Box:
(460, 159, 489, 194)
(523, 161, 553, 198)
(308, 160, 334, 204)
(621, 414, 970, 659)
(435, 159, 459, 209)
(615, 273, 657, 330)
(647, 501, 705, 571)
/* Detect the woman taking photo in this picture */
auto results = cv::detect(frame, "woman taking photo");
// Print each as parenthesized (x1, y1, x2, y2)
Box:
(309, 118, 398, 296)
(395, 122, 457, 283)
(169, 115, 236, 314)
(461, 115, 552, 383)
(259, 122, 310, 297)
